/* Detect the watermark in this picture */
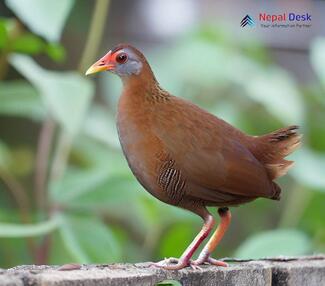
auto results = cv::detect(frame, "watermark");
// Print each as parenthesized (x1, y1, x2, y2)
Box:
(240, 15, 255, 27)
(241, 12, 312, 28)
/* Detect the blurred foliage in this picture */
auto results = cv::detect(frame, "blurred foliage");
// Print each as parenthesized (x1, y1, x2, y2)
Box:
(235, 229, 311, 259)
(0, 0, 325, 269)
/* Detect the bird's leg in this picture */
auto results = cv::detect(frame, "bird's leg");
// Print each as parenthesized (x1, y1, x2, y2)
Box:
(192, 207, 231, 267)
(152, 214, 215, 270)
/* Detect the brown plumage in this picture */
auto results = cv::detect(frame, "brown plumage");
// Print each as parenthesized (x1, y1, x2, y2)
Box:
(86, 44, 302, 270)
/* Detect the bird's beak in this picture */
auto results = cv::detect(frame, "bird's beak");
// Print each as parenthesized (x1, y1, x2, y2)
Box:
(85, 64, 109, 75)
(85, 52, 114, 76)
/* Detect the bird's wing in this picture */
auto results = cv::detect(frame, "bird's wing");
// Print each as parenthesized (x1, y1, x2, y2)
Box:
(181, 138, 274, 200)
(152, 97, 274, 202)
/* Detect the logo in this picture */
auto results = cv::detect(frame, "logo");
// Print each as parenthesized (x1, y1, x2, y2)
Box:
(240, 15, 255, 27)
(240, 13, 312, 29)
(259, 12, 311, 22)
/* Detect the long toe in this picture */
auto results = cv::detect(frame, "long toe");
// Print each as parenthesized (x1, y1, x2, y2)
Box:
(151, 257, 178, 267)
(151, 257, 190, 270)
(207, 257, 228, 267)
(192, 256, 228, 267)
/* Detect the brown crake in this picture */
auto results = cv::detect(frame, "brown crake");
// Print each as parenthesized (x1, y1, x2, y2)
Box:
(86, 44, 302, 270)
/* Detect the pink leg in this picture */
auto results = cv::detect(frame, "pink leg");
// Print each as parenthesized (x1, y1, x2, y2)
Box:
(192, 207, 231, 267)
(152, 214, 215, 270)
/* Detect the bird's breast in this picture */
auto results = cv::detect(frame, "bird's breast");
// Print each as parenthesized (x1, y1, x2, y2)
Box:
(116, 98, 170, 203)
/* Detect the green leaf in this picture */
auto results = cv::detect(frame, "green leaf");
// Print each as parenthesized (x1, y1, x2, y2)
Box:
(12, 33, 45, 54)
(45, 42, 66, 62)
(8, 146, 34, 177)
(0, 19, 8, 48)
(67, 175, 143, 208)
(235, 229, 311, 259)
(290, 147, 325, 190)
(159, 223, 195, 259)
(0, 209, 35, 266)
(9, 54, 94, 136)
(137, 195, 196, 228)
(300, 193, 325, 243)
(58, 215, 89, 263)
(49, 230, 77, 264)
(153, 41, 227, 96)
(243, 66, 304, 125)
(58, 214, 121, 263)
(0, 236, 33, 267)
(71, 137, 126, 170)
(99, 73, 122, 108)
(152, 39, 304, 125)
(5, 0, 75, 42)
(0, 81, 44, 120)
(0, 141, 11, 170)
(50, 155, 143, 208)
(156, 280, 182, 286)
(83, 105, 120, 149)
(0, 215, 60, 237)
(50, 168, 114, 203)
(310, 37, 325, 90)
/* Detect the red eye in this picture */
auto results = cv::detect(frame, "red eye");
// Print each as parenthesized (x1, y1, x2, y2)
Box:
(116, 52, 128, 64)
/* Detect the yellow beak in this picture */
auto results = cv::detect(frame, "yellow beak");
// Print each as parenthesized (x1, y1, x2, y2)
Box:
(85, 64, 108, 76)
(86, 51, 113, 76)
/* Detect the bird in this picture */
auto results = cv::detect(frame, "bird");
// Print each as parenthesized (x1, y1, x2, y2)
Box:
(86, 44, 302, 270)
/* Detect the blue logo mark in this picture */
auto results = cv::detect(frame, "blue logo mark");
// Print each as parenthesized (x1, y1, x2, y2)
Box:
(241, 15, 255, 27)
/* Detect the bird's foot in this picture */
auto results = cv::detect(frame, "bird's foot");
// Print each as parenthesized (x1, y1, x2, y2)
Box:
(151, 257, 200, 270)
(192, 256, 228, 267)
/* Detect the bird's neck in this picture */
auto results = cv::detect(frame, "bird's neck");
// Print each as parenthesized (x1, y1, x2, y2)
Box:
(121, 62, 156, 88)
(121, 67, 170, 105)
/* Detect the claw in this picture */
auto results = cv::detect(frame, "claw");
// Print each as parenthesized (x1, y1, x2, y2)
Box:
(189, 263, 202, 271)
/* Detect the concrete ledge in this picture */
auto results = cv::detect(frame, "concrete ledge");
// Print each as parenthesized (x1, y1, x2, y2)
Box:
(0, 255, 324, 286)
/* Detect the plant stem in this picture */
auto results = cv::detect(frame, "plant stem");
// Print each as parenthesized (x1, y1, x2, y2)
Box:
(37, 130, 71, 264)
(35, 234, 52, 264)
(38, 0, 111, 264)
(0, 169, 37, 259)
(0, 170, 31, 224)
(48, 0, 111, 184)
(34, 117, 56, 214)
(78, 0, 111, 73)
(48, 132, 72, 186)
(101, 212, 144, 245)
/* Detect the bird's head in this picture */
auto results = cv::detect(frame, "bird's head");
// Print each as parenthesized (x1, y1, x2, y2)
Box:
(86, 44, 146, 78)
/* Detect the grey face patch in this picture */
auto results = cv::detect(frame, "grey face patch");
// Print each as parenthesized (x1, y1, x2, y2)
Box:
(112, 48, 143, 77)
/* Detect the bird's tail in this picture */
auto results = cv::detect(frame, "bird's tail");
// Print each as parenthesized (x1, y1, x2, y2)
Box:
(251, 125, 302, 180)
